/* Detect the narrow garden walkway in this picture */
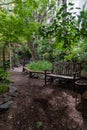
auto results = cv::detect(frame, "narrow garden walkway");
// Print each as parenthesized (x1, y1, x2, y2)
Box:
(0, 66, 87, 130)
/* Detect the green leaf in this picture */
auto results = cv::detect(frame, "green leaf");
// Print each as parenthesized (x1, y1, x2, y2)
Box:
(35, 121, 43, 128)
(68, 3, 74, 6)
(28, 127, 32, 130)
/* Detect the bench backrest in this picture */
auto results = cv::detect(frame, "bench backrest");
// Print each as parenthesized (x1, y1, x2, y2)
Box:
(52, 61, 81, 77)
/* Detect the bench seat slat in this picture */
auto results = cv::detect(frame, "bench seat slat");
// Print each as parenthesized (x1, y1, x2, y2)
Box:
(46, 74, 79, 80)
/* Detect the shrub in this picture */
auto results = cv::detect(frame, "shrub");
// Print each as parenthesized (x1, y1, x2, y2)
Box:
(0, 83, 8, 94)
(27, 61, 52, 71)
(0, 68, 9, 80)
(4, 60, 10, 68)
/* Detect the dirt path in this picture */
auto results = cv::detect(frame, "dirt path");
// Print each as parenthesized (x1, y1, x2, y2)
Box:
(0, 67, 87, 130)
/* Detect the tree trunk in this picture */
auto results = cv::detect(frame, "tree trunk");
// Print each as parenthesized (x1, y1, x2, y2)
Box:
(62, 0, 67, 4)
(13, 48, 16, 67)
(2, 45, 6, 70)
(62, 0, 68, 48)
(62, 0, 67, 12)
(27, 41, 38, 61)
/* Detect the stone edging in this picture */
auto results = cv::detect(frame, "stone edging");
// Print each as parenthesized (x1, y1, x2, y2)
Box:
(0, 83, 18, 111)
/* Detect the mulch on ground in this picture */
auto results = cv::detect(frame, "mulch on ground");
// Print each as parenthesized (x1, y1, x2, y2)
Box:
(0, 67, 87, 130)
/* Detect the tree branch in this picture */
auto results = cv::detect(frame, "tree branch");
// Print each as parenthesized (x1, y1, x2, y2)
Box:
(0, 1, 15, 6)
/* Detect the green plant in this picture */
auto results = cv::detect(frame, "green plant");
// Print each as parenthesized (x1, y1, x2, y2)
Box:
(0, 83, 8, 94)
(35, 121, 43, 128)
(27, 60, 52, 71)
(4, 60, 10, 68)
(0, 68, 9, 80)
(28, 127, 32, 130)
(28, 121, 43, 130)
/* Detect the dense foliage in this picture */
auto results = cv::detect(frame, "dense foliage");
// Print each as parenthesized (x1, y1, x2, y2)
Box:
(38, 3, 87, 61)
(0, 68, 9, 80)
(0, 0, 87, 68)
(27, 61, 52, 71)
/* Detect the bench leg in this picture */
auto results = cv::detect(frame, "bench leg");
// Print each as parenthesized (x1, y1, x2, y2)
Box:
(45, 75, 47, 86)
(44, 71, 47, 86)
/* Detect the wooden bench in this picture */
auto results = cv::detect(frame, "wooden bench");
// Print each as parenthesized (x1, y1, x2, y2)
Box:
(23, 66, 46, 78)
(44, 61, 81, 86)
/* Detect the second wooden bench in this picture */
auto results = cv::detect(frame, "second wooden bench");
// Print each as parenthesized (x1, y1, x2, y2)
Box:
(44, 61, 81, 86)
